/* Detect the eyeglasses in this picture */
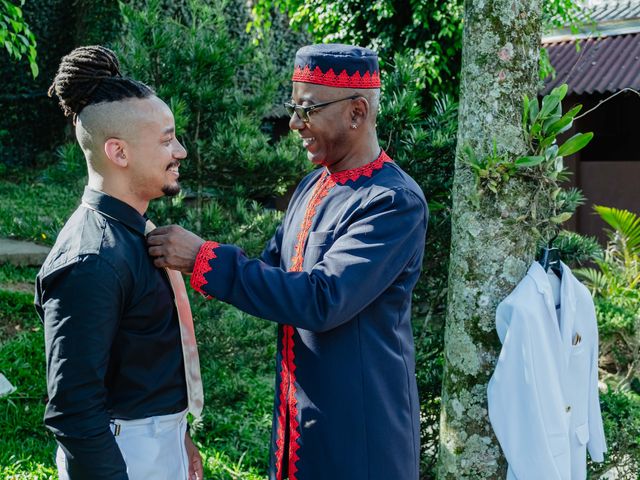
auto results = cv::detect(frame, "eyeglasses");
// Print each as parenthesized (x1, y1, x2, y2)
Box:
(284, 95, 361, 123)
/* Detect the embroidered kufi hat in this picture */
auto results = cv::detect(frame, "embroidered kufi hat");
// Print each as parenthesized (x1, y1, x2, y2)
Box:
(292, 43, 381, 89)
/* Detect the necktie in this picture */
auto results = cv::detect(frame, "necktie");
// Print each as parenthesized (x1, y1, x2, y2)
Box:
(145, 220, 204, 418)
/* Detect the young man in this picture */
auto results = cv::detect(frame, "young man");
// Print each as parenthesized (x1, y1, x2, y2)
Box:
(36, 46, 203, 480)
(148, 44, 428, 479)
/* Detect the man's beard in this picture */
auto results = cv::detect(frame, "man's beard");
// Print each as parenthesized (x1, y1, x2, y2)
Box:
(162, 183, 181, 197)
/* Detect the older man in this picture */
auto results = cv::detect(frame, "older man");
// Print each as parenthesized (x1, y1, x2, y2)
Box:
(148, 44, 428, 479)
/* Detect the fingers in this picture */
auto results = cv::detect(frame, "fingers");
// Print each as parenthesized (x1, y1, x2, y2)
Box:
(185, 433, 204, 480)
(146, 234, 168, 246)
(148, 245, 166, 257)
(153, 257, 168, 269)
(146, 225, 178, 237)
(192, 454, 203, 480)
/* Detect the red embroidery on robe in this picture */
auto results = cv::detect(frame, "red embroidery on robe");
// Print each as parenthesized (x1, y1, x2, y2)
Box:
(190, 241, 220, 296)
(274, 152, 391, 479)
(330, 150, 392, 184)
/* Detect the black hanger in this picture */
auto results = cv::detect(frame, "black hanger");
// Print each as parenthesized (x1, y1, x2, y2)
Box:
(539, 231, 562, 278)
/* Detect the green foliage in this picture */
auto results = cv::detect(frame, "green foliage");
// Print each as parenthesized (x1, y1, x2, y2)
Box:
(73, 0, 121, 46)
(521, 84, 592, 171)
(252, 0, 593, 100)
(464, 140, 516, 195)
(588, 389, 640, 478)
(192, 301, 276, 476)
(39, 142, 87, 186)
(0, 177, 80, 245)
(0, 289, 37, 343)
(0, 282, 55, 478)
(541, 229, 602, 267)
(0, 173, 281, 477)
(576, 207, 640, 392)
(1, 0, 132, 166)
(577, 207, 640, 302)
(539, 0, 592, 81)
(251, 0, 464, 102)
(543, 0, 591, 33)
(1, 1, 75, 165)
(464, 84, 592, 241)
(0, 0, 38, 77)
(117, 0, 308, 209)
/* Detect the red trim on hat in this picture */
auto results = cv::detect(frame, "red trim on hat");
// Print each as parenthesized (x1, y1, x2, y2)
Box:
(292, 65, 381, 88)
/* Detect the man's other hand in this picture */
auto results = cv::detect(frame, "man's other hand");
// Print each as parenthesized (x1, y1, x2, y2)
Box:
(147, 225, 205, 274)
(184, 432, 204, 480)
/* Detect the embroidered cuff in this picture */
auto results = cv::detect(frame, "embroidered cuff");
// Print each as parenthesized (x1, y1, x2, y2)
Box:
(190, 241, 220, 297)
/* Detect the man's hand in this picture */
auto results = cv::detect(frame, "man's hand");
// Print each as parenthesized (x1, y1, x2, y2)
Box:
(185, 431, 204, 480)
(147, 225, 205, 274)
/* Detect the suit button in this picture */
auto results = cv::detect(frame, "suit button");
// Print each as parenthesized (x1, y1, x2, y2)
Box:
(565, 406, 571, 412)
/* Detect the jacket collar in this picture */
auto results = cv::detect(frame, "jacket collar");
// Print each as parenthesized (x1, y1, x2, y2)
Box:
(81, 187, 147, 237)
(527, 260, 578, 367)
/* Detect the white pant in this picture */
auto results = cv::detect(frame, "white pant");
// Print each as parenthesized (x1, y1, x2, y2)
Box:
(57, 409, 190, 480)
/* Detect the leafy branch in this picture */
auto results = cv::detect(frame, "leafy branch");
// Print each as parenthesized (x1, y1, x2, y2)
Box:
(463, 83, 593, 235)
(0, 0, 38, 77)
(518, 83, 592, 172)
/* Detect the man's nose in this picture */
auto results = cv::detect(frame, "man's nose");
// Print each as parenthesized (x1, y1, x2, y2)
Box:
(289, 112, 305, 131)
(175, 141, 187, 159)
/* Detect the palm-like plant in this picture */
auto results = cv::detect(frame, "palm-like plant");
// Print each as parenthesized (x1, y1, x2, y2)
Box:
(576, 206, 640, 389)
(577, 206, 640, 297)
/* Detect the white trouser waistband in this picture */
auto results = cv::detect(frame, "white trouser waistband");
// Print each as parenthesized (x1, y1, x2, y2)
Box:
(110, 409, 188, 436)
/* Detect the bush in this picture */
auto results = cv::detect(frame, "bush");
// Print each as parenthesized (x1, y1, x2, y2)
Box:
(576, 207, 640, 388)
(588, 389, 640, 479)
(116, 0, 309, 212)
(0, 0, 124, 166)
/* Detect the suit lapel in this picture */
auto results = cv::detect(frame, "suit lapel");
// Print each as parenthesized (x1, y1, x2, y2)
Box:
(528, 261, 579, 370)
(527, 262, 567, 367)
(559, 261, 577, 368)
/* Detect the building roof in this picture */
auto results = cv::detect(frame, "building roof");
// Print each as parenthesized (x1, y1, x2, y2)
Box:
(542, 32, 640, 95)
(544, 0, 640, 42)
(581, 0, 640, 23)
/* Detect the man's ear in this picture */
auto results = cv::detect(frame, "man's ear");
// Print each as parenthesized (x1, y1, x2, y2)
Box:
(350, 96, 370, 129)
(104, 138, 128, 168)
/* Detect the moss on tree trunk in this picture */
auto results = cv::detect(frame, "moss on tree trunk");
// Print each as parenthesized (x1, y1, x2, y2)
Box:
(436, 0, 542, 478)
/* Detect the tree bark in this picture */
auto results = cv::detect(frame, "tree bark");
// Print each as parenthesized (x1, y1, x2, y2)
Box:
(437, 0, 542, 478)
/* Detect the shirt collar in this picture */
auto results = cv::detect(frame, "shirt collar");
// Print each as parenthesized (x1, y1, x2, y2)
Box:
(527, 260, 577, 311)
(81, 186, 147, 237)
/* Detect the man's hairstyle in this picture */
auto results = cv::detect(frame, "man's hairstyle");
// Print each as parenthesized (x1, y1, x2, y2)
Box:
(48, 45, 154, 118)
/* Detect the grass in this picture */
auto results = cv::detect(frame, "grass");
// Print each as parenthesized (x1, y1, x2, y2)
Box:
(0, 168, 279, 479)
(2, 164, 639, 478)
(0, 181, 81, 247)
(0, 262, 275, 479)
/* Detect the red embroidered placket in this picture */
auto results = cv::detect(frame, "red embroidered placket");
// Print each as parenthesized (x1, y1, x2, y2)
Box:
(189, 151, 392, 480)
(275, 152, 391, 480)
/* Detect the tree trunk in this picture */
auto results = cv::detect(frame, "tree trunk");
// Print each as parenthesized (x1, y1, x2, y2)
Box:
(437, 0, 542, 478)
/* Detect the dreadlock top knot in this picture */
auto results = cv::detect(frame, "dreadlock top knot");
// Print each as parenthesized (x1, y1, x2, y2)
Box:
(49, 45, 154, 118)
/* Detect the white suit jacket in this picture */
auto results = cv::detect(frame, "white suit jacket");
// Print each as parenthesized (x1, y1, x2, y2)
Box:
(487, 261, 606, 479)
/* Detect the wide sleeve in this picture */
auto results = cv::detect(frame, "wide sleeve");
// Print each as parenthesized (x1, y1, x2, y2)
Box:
(487, 301, 564, 480)
(191, 187, 427, 333)
(38, 255, 128, 479)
